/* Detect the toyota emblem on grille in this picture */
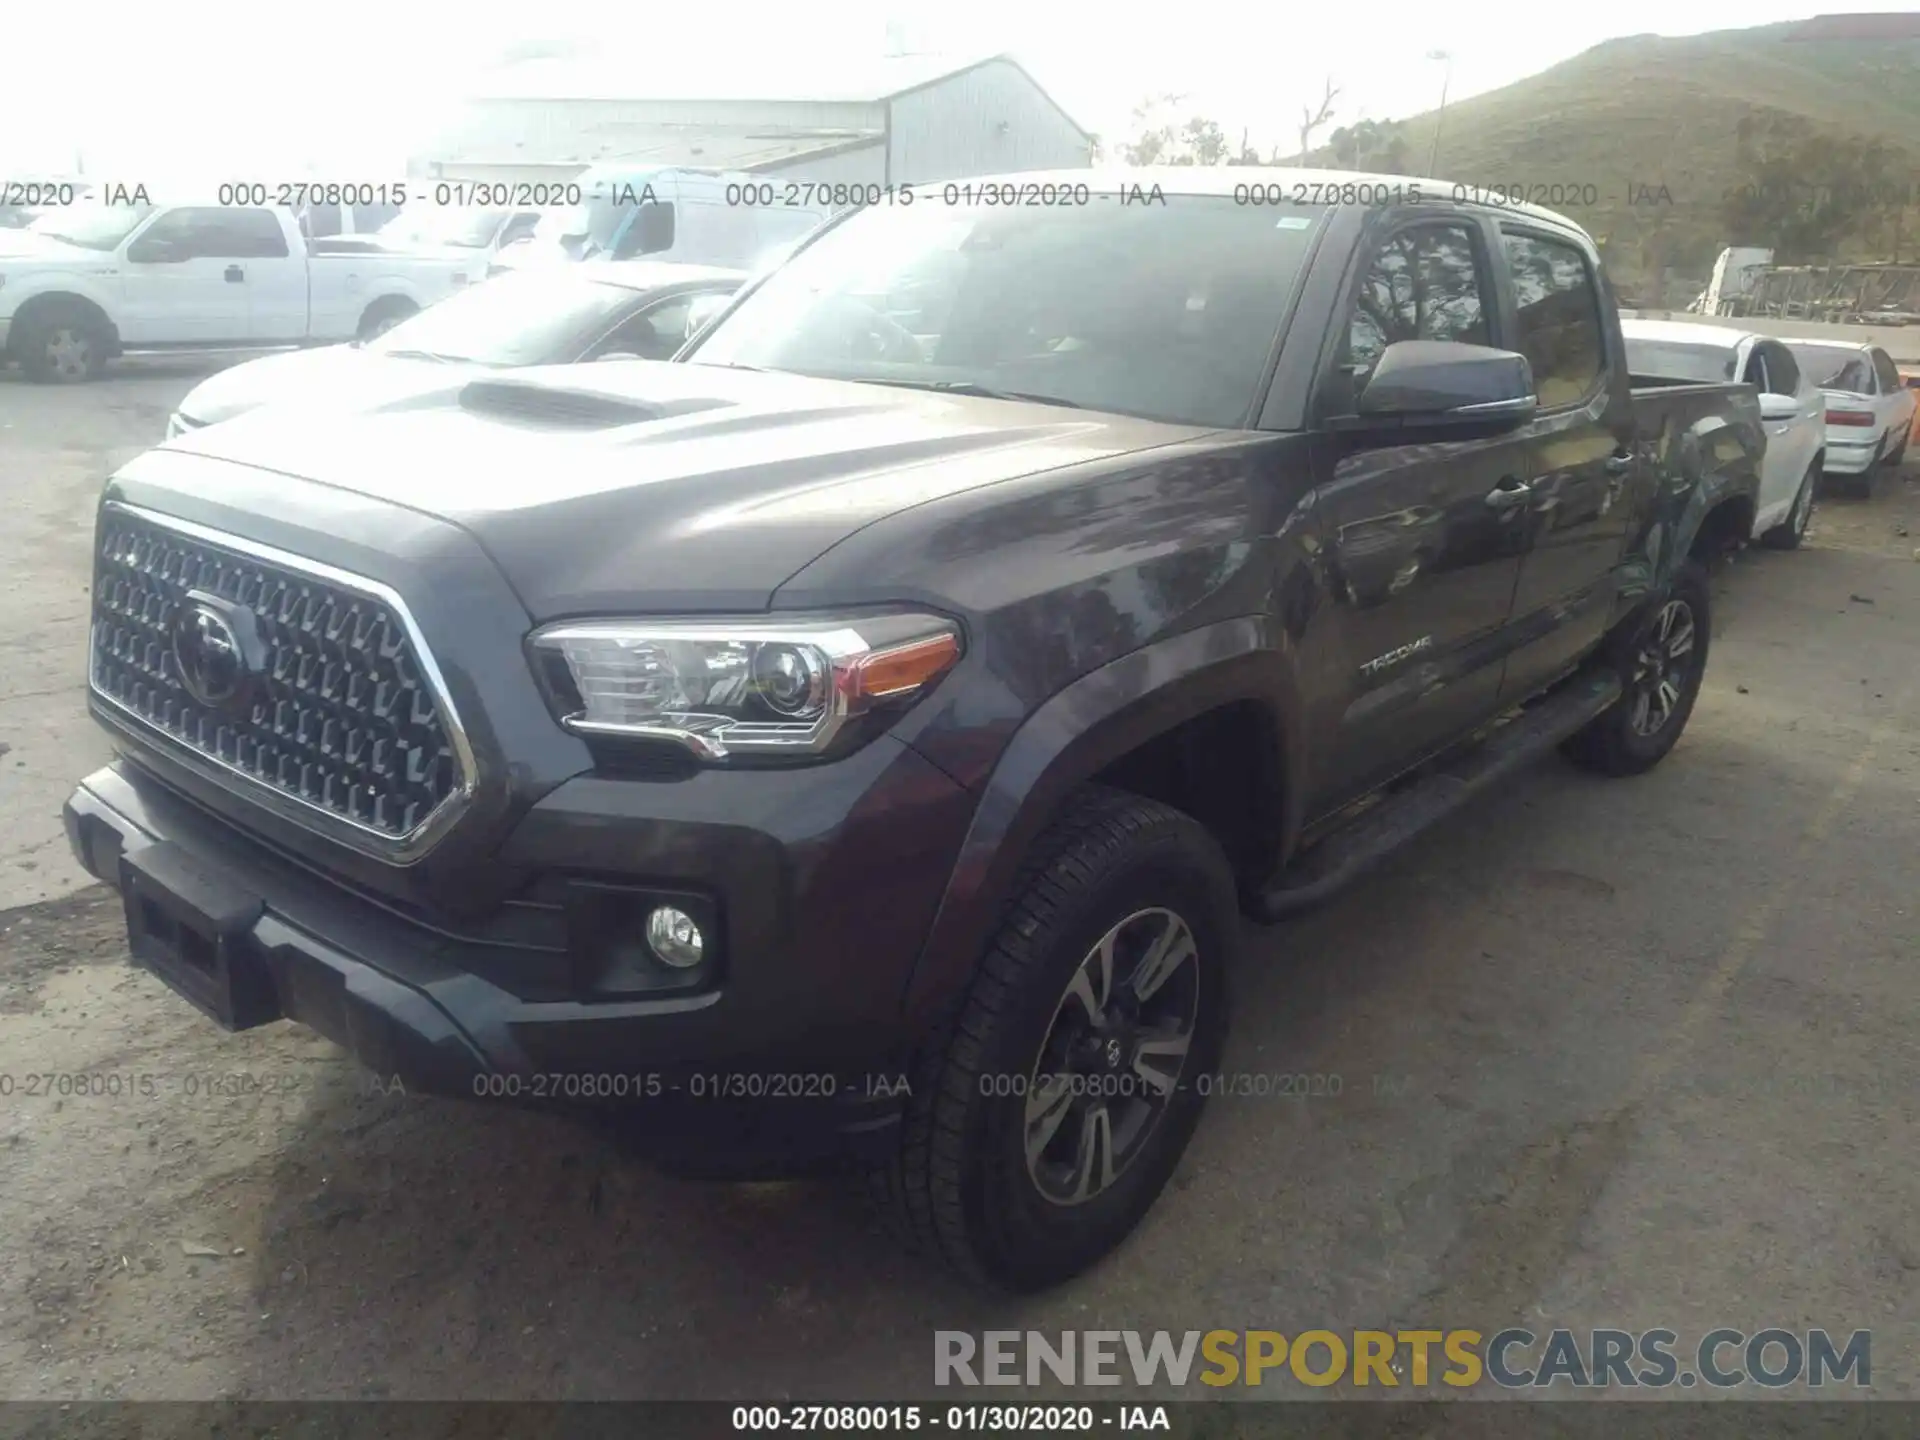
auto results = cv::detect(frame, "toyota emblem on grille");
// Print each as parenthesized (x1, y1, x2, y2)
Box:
(172, 593, 257, 709)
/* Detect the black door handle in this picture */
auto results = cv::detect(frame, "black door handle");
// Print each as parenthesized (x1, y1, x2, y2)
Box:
(224, 265, 244, 283)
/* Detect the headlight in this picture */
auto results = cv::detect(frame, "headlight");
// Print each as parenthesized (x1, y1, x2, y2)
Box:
(528, 611, 962, 761)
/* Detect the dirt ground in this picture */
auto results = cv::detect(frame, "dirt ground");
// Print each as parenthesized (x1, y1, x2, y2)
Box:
(1, 359, 1917, 1403)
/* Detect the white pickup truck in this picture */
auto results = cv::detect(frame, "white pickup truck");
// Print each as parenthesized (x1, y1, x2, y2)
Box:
(0, 201, 480, 382)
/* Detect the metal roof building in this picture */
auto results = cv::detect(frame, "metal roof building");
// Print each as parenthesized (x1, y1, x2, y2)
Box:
(413, 53, 1093, 187)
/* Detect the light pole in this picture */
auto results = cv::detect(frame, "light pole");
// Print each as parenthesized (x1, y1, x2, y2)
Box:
(1426, 50, 1453, 177)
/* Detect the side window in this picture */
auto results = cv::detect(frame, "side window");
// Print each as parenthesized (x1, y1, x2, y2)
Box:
(591, 293, 702, 361)
(130, 207, 287, 260)
(1501, 230, 1605, 408)
(499, 211, 540, 247)
(128, 208, 201, 258)
(613, 202, 676, 259)
(1872, 349, 1902, 394)
(1341, 222, 1489, 396)
(1763, 343, 1800, 395)
(1741, 346, 1769, 392)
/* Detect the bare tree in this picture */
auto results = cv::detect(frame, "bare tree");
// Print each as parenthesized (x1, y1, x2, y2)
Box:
(1296, 76, 1341, 166)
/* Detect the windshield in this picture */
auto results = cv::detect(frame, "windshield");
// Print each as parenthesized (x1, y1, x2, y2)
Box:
(379, 207, 508, 250)
(1623, 338, 1738, 385)
(27, 204, 155, 251)
(1784, 342, 1872, 393)
(685, 195, 1326, 428)
(368, 269, 641, 366)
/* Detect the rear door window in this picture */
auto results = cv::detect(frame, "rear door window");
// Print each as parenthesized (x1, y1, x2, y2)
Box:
(1500, 230, 1606, 408)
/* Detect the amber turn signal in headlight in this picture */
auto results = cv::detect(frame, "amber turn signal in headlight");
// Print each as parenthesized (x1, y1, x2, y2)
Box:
(529, 611, 963, 761)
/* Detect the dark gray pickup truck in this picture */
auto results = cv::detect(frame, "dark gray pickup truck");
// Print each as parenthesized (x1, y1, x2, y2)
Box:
(66, 169, 1763, 1292)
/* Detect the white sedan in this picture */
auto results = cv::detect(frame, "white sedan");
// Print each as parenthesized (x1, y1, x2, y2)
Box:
(1622, 319, 1828, 549)
(1782, 339, 1917, 497)
(166, 261, 743, 438)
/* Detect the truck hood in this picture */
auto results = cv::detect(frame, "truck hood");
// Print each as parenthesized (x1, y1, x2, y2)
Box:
(174, 344, 480, 427)
(153, 362, 1212, 618)
(0, 230, 107, 265)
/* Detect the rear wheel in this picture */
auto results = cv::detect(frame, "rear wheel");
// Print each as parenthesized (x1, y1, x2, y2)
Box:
(871, 787, 1236, 1292)
(1562, 561, 1710, 777)
(356, 297, 417, 342)
(1761, 462, 1817, 550)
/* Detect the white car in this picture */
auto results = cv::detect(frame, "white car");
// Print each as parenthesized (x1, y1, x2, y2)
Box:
(1781, 339, 1916, 497)
(1622, 318, 1827, 548)
(166, 261, 744, 437)
(0, 201, 481, 382)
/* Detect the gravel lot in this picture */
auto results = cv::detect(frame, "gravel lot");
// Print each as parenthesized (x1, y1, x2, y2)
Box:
(1, 359, 1916, 1404)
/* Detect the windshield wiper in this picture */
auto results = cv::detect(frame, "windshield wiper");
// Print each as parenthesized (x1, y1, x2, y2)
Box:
(851, 378, 1085, 409)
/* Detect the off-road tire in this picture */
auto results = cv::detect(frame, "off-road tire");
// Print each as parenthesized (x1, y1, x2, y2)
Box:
(869, 786, 1237, 1292)
(1562, 560, 1710, 777)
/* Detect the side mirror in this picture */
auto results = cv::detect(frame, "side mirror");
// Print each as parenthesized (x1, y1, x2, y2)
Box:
(1758, 392, 1800, 422)
(682, 292, 732, 340)
(1342, 340, 1537, 435)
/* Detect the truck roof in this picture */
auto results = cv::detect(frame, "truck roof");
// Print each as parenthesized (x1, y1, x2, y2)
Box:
(949, 166, 1587, 232)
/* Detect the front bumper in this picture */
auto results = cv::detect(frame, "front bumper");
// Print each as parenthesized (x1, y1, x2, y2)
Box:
(65, 745, 972, 1170)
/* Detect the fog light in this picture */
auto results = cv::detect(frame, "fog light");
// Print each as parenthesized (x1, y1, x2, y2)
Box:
(645, 905, 705, 969)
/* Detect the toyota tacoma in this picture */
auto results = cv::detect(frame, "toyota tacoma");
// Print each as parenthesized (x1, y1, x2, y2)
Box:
(65, 170, 1763, 1292)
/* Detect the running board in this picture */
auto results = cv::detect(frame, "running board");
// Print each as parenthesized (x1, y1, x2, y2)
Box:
(1254, 671, 1623, 921)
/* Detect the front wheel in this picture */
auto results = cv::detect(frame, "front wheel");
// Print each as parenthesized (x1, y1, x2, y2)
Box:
(18, 309, 108, 383)
(1561, 560, 1710, 777)
(1761, 463, 1817, 550)
(871, 787, 1237, 1292)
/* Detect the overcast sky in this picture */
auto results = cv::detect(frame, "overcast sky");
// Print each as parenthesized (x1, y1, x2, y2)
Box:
(6, 0, 1918, 180)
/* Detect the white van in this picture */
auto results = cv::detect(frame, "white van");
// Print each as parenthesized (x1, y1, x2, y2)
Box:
(488, 167, 831, 277)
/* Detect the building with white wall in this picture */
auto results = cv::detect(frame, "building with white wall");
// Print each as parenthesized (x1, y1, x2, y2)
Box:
(413, 53, 1093, 188)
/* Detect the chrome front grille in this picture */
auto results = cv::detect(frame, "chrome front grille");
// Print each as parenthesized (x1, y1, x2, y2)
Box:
(88, 503, 473, 856)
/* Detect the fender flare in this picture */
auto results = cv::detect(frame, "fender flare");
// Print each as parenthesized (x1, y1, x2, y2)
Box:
(1626, 416, 1762, 609)
(355, 292, 421, 331)
(6, 288, 120, 352)
(898, 615, 1305, 1029)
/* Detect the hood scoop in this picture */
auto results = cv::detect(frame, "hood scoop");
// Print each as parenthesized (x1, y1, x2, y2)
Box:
(457, 377, 728, 430)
